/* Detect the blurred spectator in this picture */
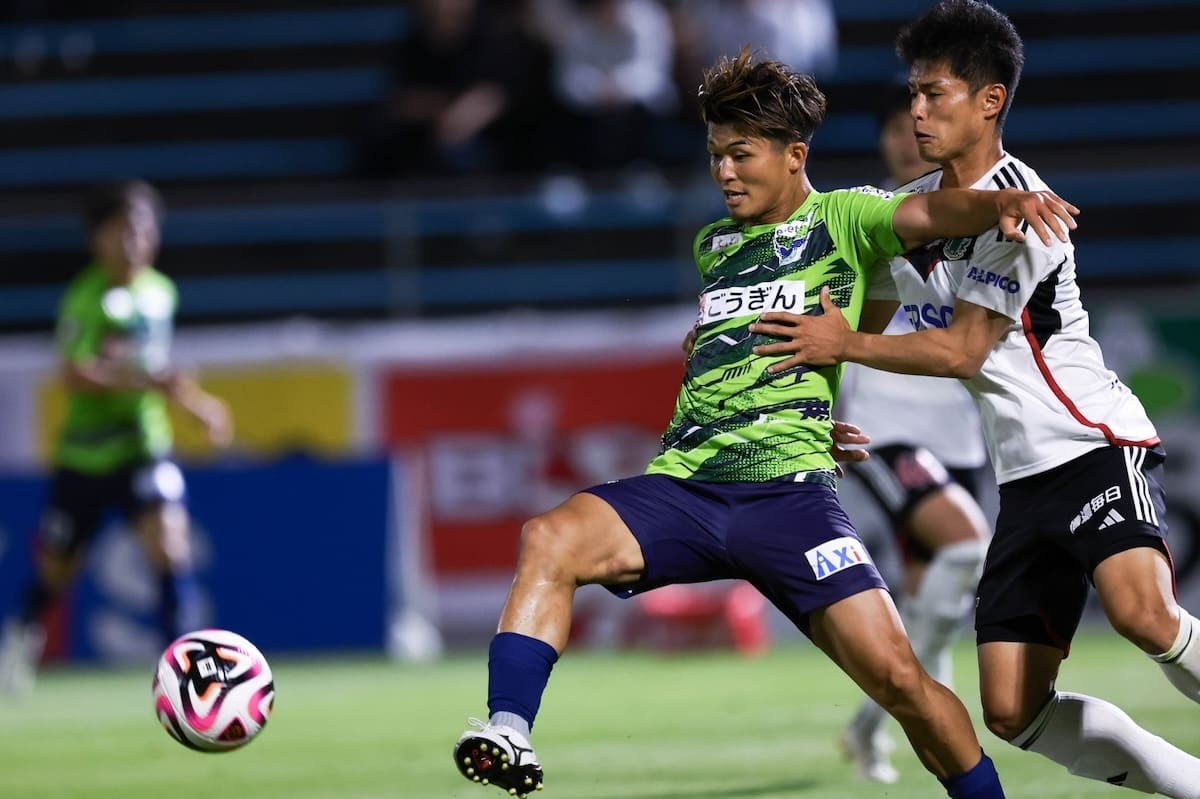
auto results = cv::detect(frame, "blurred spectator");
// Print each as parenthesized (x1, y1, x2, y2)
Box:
(535, 0, 678, 170)
(359, 0, 555, 178)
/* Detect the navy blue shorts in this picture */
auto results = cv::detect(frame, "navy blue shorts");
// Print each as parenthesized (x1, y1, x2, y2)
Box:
(583, 473, 888, 635)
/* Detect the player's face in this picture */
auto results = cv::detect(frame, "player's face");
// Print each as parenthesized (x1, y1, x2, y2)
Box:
(908, 60, 993, 165)
(707, 123, 806, 225)
(93, 199, 161, 283)
(879, 108, 935, 186)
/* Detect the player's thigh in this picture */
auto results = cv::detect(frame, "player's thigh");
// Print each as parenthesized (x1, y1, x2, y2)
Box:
(1092, 545, 1179, 652)
(977, 640, 1063, 739)
(578, 474, 735, 590)
(519, 490, 647, 585)
(809, 587, 922, 704)
(907, 482, 990, 552)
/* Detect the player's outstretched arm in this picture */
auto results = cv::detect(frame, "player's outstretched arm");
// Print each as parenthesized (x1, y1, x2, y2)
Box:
(892, 187, 1078, 252)
(749, 287, 1010, 378)
(163, 370, 235, 448)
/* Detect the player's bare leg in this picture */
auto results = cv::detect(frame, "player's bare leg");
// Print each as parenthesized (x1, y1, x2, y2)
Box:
(1093, 546, 1200, 702)
(812, 587, 1002, 794)
(455, 492, 646, 796)
(980, 639, 1200, 797)
(135, 501, 201, 642)
(843, 485, 988, 783)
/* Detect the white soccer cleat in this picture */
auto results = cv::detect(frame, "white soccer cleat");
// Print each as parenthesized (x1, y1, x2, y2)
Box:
(0, 620, 45, 698)
(839, 724, 900, 785)
(454, 718, 544, 797)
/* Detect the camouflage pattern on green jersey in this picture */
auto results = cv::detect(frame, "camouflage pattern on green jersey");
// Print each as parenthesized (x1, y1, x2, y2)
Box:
(646, 187, 908, 482)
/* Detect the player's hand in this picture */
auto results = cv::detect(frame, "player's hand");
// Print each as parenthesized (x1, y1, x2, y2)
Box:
(749, 286, 849, 372)
(682, 325, 699, 358)
(996, 188, 1078, 246)
(830, 420, 870, 478)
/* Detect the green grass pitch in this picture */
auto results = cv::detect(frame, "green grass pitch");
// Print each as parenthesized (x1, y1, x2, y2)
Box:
(2, 628, 1195, 798)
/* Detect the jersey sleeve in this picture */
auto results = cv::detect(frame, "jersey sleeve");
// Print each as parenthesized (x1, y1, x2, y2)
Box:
(821, 187, 909, 270)
(55, 284, 101, 363)
(956, 233, 1067, 320)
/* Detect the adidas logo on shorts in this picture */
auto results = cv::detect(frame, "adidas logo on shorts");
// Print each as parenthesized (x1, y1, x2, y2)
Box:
(1097, 509, 1126, 530)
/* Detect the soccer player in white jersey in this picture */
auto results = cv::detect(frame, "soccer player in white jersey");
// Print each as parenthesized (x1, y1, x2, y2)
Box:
(751, 2, 1200, 796)
(838, 85, 992, 785)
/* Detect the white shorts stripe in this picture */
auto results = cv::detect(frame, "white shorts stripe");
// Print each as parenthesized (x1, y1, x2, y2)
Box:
(1123, 447, 1157, 525)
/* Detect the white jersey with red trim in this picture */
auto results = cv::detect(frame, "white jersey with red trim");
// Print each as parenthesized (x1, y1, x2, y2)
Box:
(874, 153, 1159, 483)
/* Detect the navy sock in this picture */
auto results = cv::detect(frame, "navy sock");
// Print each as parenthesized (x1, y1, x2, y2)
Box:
(487, 632, 559, 731)
(941, 752, 1005, 799)
(20, 578, 54, 625)
(158, 570, 201, 642)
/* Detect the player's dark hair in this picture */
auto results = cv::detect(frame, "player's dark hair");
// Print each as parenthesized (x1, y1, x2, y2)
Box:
(83, 180, 164, 235)
(896, 0, 1024, 130)
(697, 47, 827, 145)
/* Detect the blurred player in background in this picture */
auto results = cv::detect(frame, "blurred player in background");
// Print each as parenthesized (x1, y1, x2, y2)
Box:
(0, 180, 232, 696)
(837, 84, 992, 785)
(452, 46, 1077, 799)
(750, 2, 1200, 795)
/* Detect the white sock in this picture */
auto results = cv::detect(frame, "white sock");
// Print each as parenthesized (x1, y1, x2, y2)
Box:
(1012, 691, 1200, 798)
(1151, 609, 1200, 704)
(848, 540, 985, 738)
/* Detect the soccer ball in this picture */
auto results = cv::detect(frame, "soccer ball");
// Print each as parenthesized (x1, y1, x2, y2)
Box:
(152, 628, 275, 752)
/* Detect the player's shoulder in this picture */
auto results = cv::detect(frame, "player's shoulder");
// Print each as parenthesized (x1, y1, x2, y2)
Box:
(983, 153, 1051, 193)
(896, 167, 943, 195)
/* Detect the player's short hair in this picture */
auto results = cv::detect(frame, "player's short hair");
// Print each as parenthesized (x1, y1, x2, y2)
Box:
(697, 47, 827, 145)
(896, 0, 1024, 130)
(83, 180, 164, 235)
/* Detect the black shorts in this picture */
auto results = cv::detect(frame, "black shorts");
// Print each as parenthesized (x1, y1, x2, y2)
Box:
(39, 459, 187, 557)
(848, 444, 981, 561)
(976, 445, 1170, 656)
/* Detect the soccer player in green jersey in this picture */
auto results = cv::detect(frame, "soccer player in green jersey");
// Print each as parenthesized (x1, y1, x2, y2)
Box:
(0, 181, 232, 696)
(452, 48, 1076, 799)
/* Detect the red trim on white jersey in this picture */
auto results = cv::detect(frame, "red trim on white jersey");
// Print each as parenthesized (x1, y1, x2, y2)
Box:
(1020, 308, 1161, 449)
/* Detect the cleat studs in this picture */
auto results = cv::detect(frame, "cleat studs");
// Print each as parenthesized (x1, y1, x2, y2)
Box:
(501, 763, 509, 771)
(482, 779, 490, 786)
(473, 776, 481, 782)
(463, 757, 472, 765)
(492, 747, 501, 756)
(509, 790, 517, 796)
(536, 784, 544, 791)
(524, 777, 533, 786)
(501, 754, 509, 763)
(466, 768, 475, 776)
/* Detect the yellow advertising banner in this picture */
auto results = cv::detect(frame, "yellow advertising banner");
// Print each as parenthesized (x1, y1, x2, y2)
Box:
(36, 362, 355, 461)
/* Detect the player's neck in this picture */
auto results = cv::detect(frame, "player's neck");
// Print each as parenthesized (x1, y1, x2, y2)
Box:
(937, 139, 1005, 189)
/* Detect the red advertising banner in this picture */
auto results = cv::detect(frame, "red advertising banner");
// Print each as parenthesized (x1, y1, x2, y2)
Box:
(382, 355, 684, 575)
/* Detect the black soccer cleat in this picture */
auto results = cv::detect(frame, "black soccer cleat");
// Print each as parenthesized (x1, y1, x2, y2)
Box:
(454, 718, 545, 797)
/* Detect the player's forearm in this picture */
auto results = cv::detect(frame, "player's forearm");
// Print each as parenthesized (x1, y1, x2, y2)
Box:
(841, 328, 978, 378)
(894, 188, 1010, 250)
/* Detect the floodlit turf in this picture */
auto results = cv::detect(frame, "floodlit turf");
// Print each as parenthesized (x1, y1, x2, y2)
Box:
(1, 628, 1195, 798)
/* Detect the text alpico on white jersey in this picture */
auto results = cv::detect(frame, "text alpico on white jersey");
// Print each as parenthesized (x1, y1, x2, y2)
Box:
(867, 153, 1159, 483)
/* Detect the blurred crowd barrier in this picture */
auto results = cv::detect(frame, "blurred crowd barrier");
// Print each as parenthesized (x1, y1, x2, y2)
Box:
(1, 295, 1200, 659)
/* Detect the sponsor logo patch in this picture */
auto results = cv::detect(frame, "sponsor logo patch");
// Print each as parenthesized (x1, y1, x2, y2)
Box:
(1069, 485, 1122, 533)
(805, 536, 872, 580)
(711, 232, 743, 251)
(698, 279, 805, 325)
(943, 237, 973, 260)
(966, 266, 1021, 294)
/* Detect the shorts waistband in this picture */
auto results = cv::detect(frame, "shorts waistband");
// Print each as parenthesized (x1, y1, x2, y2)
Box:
(777, 469, 839, 490)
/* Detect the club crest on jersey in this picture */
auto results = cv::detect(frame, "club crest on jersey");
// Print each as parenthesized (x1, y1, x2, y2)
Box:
(773, 210, 814, 266)
(805, 536, 872, 580)
(942, 237, 973, 260)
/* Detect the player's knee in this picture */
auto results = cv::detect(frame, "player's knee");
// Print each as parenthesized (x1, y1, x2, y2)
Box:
(865, 653, 927, 715)
(982, 699, 1035, 742)
(517, 513, 578, 574)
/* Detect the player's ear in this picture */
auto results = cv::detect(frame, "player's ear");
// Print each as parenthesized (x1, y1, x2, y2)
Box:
(981, 83, 1006, 121)
(788, 141, 808, 173)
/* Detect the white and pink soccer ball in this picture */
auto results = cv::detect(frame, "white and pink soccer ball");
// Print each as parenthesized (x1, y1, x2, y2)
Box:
(152, 628, 275, 752)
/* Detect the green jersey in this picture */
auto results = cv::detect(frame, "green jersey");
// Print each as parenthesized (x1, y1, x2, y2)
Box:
(646, 187, 908, 482)
(54, 263, 177, 474)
